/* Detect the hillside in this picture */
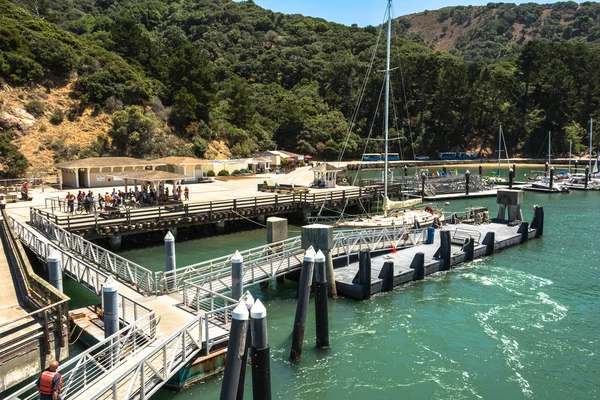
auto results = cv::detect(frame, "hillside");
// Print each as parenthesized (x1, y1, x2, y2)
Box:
(401, 2, 600, 62)
(2, 0, 600, 174)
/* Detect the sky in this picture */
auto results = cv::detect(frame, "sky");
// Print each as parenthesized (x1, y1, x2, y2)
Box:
(239, 0, 581, 27)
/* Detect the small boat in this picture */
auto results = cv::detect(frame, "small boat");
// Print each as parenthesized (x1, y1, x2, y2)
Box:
(438, 152, 457, 160)
(527, 177, 570, 192)
(563, 174, 595, 190)
(458, 151, 478, 160)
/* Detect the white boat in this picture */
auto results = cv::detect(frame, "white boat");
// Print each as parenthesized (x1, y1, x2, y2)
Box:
(526, 132, 570, 193)
(563, 174, 595, 190)
(334, 0, 443, 229)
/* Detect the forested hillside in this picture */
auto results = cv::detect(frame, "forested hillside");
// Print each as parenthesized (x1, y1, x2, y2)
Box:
(401, 2, 600, 62)
(1, 0, 600, 174)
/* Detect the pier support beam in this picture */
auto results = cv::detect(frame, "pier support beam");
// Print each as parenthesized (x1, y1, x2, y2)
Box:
(250, 300, 271, 400)
(379, 261, 394, 292)
(102, 277, 119, 339)
(530, 206, 544, 237)
(301, 224, 336, 297)
(164, 231, 176, 290)
(483, 232, 496, 256)
(411, 252, 425, 280)
(216, 219, 226, 233)
(221, 303, 249, 400)
(440, 230, 451, 270)
(109, 235, 122, 252)
(518, 222, 529, 243)
(290, 248, 315, 361)
(356, 250, 372, 300)
(231, 251, 244, 302)
(267, 217, 288, 244)
(314, 250, 329, 349)
(48, 251, 63, 292)
(464, 238, 474, 262)
(496, 190, 523, 222)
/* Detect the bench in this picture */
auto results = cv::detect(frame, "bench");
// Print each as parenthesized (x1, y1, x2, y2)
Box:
(451, 228, 481, 246)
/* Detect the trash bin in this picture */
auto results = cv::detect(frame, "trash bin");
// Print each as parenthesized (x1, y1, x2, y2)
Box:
(426, 227, 435, 245)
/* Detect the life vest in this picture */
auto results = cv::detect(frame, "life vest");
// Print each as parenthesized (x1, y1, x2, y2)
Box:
(38, 371, 62, 395)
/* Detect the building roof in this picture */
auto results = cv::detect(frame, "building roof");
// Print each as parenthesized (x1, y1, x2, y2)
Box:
(151, 156, 211, 165)
(262, 150, 303, 159)
(311, 163, 341, 173)
(252, 157, 270, 163)
(108, 170, 187, 181)
(55, 157, 161, 169)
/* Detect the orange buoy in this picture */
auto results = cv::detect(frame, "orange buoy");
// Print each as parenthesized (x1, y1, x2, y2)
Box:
(392, 245, 397, 254)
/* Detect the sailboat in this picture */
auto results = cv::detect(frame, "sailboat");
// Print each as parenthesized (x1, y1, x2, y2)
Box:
(334, 0, 444, 229)
(567, 118, 598, 190)
(526, 131, 570, 193)
(487, 125, 511, 185)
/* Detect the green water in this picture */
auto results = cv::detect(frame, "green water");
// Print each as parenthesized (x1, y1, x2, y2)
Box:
(63, 191, 599, 399)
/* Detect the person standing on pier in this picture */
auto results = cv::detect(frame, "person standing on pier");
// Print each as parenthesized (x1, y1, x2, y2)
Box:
(184, 186, 189, 200)
(36, 360, 62, 400)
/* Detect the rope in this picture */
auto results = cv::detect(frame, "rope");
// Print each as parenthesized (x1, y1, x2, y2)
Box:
(230, 209, 268, 228)
(69, 323, 92, 345)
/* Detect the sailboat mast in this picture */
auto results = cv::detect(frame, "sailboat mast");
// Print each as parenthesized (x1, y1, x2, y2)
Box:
(498, 125, 502, 172)
(548, 131, 551, 167)
(383, 0, 392, 214)
(590, 118, 593, 173)
(569, 139, 572, 174)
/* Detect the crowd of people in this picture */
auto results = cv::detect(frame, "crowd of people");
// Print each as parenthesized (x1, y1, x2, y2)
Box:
(64, 184, 190, 214)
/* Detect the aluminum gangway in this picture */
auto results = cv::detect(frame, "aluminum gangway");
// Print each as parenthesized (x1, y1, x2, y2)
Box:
(8, 217, 236, 400)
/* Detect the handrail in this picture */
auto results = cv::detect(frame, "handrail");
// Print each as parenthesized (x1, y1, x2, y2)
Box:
(7, 312, 157, 400)
(0, 299, 69, 329)
(29, 211, 157, 294)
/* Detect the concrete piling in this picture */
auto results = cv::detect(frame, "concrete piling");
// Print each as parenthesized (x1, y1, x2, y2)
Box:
(404, 165, 408, 177)
(266, 217, 288, 244)
(545, 162, 549, 173)
(379, 260, 394, 292)
(220, 302, 249, 400)
(585, 165, 590, 189)
(314, 250, 329, 349)
(237, 292, 255, 400)
(301, 225, 336, 297)
(549, 167, 554, 189)
(483, 232, 496, 256)
(250, 300, 271, 400)
(48, 251, 63, 292)
(443, 164, 447, 175)
(290, 247, 315, 361)
(357, 250, 372, 300)
(479, 164, 483, 176)
(411, 252, 425, 280)
(164, 231, 176, 289)
(440, 230, 451, 270)
(509, 168, 514, 190)
(232, 251, 244, 301)
(102, 276, 119, 339)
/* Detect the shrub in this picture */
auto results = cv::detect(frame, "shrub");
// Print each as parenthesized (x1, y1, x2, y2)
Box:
(206, 170, 216, 177)
(232, 169, 240, 175)
(25, 100, 45, 116)
(217, 169, 230, 176)
(50, 109, 64, 125)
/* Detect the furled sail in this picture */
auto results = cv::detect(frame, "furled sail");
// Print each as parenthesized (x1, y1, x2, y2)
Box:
(382, 196, 422, 212)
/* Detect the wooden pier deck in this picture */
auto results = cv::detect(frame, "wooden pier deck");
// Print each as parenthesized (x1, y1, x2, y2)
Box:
(33, 186, 403, 239)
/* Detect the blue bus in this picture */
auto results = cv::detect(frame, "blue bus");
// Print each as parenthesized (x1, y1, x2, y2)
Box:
(438, 152, 457, 160)
(362, 153, 382, 161)
(387, 153, 400, 161)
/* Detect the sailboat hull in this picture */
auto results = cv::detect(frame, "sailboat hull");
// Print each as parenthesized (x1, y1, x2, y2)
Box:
(334, 209, 444, 229)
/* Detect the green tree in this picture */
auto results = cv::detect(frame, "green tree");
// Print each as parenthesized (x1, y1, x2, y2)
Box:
(0, 134, 28, 178)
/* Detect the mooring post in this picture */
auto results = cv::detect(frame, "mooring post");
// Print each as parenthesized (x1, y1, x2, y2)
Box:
(585, 165, 590, 189)
(314, 250, 329, 349)
(440, 230, 451, 270)
(237, 292, 255, 400)
(358, 250, 372, 300)
(410, 252, 425, 280)
(48, 250, 63, 292)
(549, 167, 554, 189)
(545, 161, 549, 174)
(290, 247, 315, 362)
(464, 238, 474, 262)
(232, 251, 244, 301)
(164, 231, 176, 290)
(301, 225, 336, 297)
(512, 162, 517, 178)
(483, 232, 496, 256)
(509, 168, 514, 190)
(421, 172, 426, 198)
(530, 206, 544, 237)
(102, 277, 119, 339)
(443, 164, 447, 175)
(250, 300, 271, 400)
(465, 170, 471, 196)
(519, 222, 529, 243)
(479, 164, 483, 176)
(379, 260, 394, 292)
(404, 165, 408, 177)
(220, 302, 249, 400)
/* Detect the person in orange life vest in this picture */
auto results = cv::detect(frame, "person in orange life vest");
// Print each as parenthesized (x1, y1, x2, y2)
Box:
(37, 360, 62, 400)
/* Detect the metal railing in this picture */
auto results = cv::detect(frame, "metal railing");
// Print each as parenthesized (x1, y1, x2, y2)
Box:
(10, 216, 156, 335)
(7, 312, 156, 400)
(29, 211, 157, 294)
